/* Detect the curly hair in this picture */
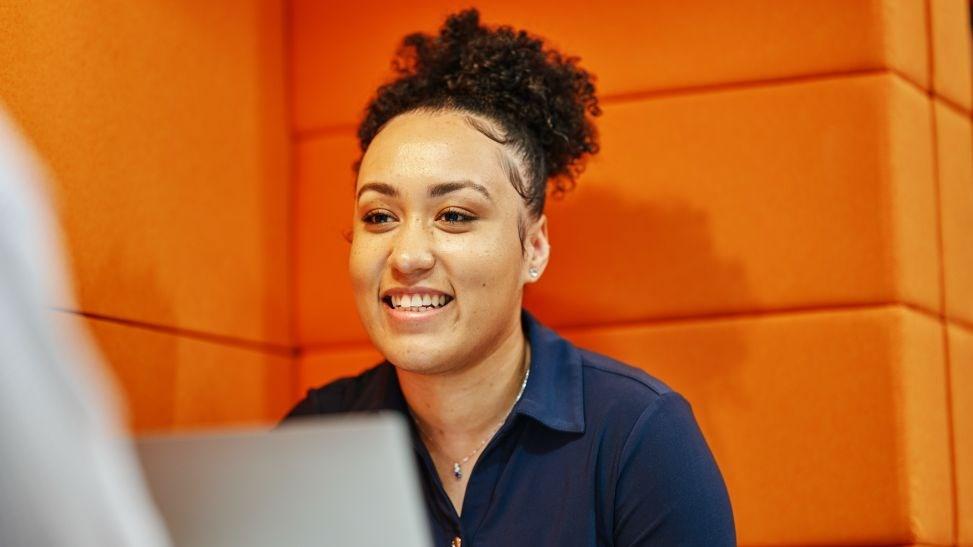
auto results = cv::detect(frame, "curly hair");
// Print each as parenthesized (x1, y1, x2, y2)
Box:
(357, 8, 600, 217)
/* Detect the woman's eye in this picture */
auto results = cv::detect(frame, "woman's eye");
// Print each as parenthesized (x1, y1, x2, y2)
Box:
(362, 211, 396, 224)
(438, 209, 477, 224)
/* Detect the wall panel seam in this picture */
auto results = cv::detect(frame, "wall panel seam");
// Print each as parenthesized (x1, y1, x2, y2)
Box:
(598, 67, 894, 104)
(291, 67, 934, 137)
(53, 308, 298, 358)
(283, 0, 302, 405)
(924, 0, 960, 538)
(950, 316, 973, 334)
(935, 93, 971, 118)
(297, 302, 948, 353)
(552, 302, 945, 334)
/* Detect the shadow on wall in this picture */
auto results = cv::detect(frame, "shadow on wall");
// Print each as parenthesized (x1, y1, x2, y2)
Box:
(525, 181, 752, 452)
(526, 183, 753, 326)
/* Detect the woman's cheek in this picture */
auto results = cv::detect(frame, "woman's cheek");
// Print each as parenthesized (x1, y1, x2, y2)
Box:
(450, 242, 522, 305)
(348, 238, 382, 300)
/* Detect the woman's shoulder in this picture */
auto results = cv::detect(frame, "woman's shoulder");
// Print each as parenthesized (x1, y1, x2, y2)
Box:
(573, 346, 705, 449)
(280, 362, 395, 420)
(576, 347, 683, 412)
(575, 347, 736, 542)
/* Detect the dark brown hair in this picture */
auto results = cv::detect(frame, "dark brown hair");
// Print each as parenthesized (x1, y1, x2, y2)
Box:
(357, 8, 601, 217)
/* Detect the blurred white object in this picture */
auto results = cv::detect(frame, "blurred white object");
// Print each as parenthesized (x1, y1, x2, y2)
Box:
(0, 106, 170, 546)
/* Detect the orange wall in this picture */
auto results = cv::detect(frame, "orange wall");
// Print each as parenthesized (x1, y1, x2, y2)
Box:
(290, 1, 972, 545)
(1, 0, 971, 544)
(0, 1, 295, 431)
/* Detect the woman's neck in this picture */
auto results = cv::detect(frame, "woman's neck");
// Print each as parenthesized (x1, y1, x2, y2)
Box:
(396, 321, 528, 444)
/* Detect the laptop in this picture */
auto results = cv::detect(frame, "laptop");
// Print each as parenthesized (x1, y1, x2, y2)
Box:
(136, 412, 431, 547)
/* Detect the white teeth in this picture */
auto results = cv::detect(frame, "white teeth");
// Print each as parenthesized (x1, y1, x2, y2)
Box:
(388, 293, 451, 310)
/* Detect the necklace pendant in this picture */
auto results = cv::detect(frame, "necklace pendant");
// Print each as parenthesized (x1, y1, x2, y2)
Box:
(452, 462, 463, 481)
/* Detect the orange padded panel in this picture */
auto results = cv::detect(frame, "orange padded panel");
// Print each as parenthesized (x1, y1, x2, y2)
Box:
(0, 1, 291, 344)
(524, 73, 939, 329)
(929, 0, 973, 111)
(297, 345, 384, 399)
(290, 0, 928, 130)
(295, 134, 367, 345)
(172, 347, 294, 431)
(78, 315, 294, 433)
(295, 73, 940, 345)
(563, 306, 952, 544)
(54, 313, 177, 432)
(935, 101, 973, 325)
(951, 323, 973, 545)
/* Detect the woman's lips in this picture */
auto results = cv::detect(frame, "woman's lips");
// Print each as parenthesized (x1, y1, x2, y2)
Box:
(382, 296, 453, 326)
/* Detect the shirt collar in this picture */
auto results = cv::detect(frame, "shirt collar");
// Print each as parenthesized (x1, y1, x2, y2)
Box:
(368, 309, 586, 434)
(513, 309, 585, 433)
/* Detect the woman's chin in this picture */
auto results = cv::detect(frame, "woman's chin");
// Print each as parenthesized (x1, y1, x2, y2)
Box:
(381, 345, 458, 376)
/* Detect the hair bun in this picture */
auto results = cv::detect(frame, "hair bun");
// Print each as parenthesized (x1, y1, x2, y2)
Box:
(358, 8, 600, 210)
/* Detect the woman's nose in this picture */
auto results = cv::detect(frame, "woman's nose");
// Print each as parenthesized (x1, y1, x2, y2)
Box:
(390, 219, 435, 275)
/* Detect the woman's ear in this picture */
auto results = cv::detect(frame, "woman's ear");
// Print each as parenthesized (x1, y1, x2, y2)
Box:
(524, 214, 550, 284)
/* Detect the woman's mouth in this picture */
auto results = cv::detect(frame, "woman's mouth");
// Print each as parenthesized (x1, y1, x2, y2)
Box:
(382, 293, 454, 313)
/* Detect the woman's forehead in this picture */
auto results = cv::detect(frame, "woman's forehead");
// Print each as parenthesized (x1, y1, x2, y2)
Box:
(357, 111, 516, 196)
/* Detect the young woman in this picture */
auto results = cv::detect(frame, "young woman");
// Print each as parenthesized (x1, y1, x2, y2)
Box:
(285, 9, 735, 546)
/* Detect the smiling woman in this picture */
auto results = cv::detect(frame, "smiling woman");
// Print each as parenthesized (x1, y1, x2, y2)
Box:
(352, 111, 542, 375)
(284, 9, 735, 546)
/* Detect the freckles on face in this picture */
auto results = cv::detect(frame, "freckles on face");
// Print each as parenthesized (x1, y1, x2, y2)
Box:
(348, 111, 530, 373)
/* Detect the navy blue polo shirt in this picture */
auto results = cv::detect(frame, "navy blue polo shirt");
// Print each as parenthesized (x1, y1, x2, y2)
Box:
(283, 310, 735, 546)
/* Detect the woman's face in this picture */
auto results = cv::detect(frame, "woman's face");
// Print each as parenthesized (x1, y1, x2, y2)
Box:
(350, 110, 548, 375)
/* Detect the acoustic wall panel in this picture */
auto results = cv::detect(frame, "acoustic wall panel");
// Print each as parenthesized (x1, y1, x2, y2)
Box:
(935, 100, 973, 326)
(563, 307, 952, 545)
(0, 1, 292, 344)
(290, 0, 928, 130)
(69, 314, 294, 432)
(929, 0, 973, 111)
(297, 344, 385, 401)
(294, 134, 365, 345)
(527, 73, 939, 329)
(950, 322, 973, 545)
(294, 73, 940, 346)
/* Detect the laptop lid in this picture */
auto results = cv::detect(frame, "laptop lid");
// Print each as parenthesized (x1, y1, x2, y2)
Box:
(136, 413, 430, 547)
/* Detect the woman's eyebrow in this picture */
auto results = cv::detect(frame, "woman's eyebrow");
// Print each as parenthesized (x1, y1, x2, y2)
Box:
(428, 180, 492, 201)
(356, 182, 398, 201)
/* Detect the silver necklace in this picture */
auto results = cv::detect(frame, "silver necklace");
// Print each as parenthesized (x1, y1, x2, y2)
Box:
(415, 363, 530, 482)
